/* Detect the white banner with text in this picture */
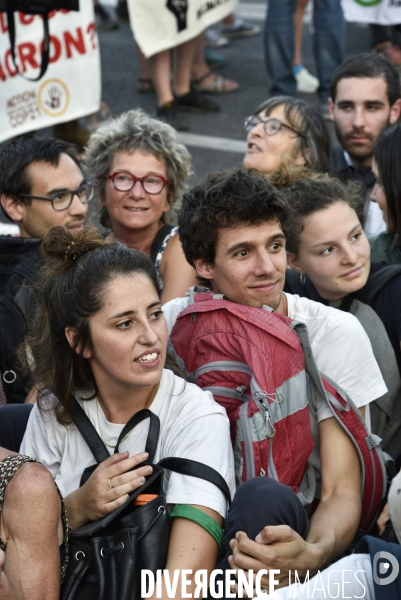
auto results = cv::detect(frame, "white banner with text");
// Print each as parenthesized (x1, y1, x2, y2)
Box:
(342, 0, 401, 25)
(129, 0, 239, 58)
(0, 5, 101, 143)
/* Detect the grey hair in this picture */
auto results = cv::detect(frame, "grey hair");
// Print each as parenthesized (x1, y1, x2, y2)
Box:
(83, 109, 193, 228)
(254, 96, 331, 173)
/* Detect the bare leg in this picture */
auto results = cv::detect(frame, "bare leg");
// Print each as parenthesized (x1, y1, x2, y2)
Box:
(173, 36, 199, 97)
(293, 0, 309, 66)
(136, 44, 152, 80)
(191, 34, 238, 92)
(222, 13, 234, 25)
(149, 50, 173, 107)
(0, 457, 62, 600)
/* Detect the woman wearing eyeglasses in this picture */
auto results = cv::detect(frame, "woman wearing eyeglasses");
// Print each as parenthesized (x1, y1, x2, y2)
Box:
(243, 96, 331, 174)
(84, 109, 197, 303)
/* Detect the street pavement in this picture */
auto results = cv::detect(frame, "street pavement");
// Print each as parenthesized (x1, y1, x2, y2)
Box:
(96, 0, 370, 185)
(0, 1, 370, 226)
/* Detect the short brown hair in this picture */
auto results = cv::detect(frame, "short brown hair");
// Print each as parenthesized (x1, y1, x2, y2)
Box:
(265, 163, 365, 256)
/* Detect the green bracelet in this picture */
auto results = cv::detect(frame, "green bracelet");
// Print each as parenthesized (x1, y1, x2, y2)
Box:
(169, 504, 224, 551)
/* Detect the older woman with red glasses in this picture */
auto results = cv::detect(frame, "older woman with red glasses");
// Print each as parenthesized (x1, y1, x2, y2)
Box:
(243, 96, 331, 174)
(83, 109, 197, 303)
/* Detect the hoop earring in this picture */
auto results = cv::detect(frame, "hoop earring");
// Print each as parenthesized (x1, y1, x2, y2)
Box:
(300, 273, 306, 285)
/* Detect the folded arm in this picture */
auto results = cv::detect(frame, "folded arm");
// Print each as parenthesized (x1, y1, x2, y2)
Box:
(230, 417, 361, 589)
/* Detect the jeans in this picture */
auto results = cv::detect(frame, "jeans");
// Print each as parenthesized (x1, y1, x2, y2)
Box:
(216, 477, 310, 599)
(264, 0, 345, 104)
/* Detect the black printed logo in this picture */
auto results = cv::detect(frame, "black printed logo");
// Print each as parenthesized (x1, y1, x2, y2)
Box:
(166, 0, 188, 32)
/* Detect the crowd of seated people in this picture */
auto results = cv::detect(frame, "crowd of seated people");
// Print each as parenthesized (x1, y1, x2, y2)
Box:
(1, 51, 401, 600)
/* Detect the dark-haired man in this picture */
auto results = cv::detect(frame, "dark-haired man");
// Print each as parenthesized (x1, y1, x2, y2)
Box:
(162, 169, 386, 594)
(0, 134, 92, 404)
(329, 53, 401, 236)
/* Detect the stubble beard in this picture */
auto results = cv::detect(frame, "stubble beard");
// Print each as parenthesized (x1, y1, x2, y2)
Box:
(334, 118, 390, 167)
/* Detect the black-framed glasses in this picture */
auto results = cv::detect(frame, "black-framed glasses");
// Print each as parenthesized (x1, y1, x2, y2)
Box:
(244, 115, 306, 139)
(19, 182, 95, 211)
(106, 172, 171, 195)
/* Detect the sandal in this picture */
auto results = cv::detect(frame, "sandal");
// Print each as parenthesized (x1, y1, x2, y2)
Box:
(191, 71, 239, 94)
(137, 78, 155, 93)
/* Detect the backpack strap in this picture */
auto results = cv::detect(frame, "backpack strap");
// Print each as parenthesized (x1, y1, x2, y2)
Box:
(70, 398, 160, 464)
(150, 224, 174, 264)
(357, 265, 401, 304)
(6, 4, 50, 81)
(158, 457, 231, 503)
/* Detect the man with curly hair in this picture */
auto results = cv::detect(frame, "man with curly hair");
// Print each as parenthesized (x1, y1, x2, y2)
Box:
(162, 168, 387, 594)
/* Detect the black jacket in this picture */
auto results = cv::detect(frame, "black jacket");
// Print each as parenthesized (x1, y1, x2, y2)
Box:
(0, 236, 41, 403)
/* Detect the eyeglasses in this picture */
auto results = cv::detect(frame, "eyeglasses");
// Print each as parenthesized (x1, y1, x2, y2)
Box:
(244, 115, 306, 139)
(19, 182, 95, 211)
(106, 172, 170, 195)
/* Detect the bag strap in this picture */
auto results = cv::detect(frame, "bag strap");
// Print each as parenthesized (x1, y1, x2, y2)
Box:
(158, 457, 231, 503)
(6, 4, 50, 81)
(70, 400, 231, 502)
(150, 224, 174, 264)
(70, 398, 160, 464)
(115, 408, 160, 458)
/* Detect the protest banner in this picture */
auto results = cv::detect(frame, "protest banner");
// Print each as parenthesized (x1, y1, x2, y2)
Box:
(128, 0, 239, 58)
(342, 0, 401, 25)
(0, 3, 101, 143)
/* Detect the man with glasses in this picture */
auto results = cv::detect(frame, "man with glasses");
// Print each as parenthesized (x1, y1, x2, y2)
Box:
(0, 134, 92, 407)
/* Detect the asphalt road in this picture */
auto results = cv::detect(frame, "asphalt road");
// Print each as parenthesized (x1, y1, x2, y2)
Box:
(0, 1, 371, 226)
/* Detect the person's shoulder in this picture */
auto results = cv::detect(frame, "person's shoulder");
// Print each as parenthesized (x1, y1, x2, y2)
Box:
(160, 368, 227, 418)
(286, 293, 353, 324)
(369, 262, 401, 305)
(162, 294, 191, 333)
(28, 393, 64, 428)
(330, 145, 348, 173)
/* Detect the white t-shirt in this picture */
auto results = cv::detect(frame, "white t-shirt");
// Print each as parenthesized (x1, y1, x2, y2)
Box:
(20, 369, 236, 518)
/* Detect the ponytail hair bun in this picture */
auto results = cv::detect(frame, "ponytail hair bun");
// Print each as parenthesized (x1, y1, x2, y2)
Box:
(41, 226, 108, 272)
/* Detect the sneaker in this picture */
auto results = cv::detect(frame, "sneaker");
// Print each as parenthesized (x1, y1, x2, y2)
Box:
(205, 28, 230, 48)
(156, 100, 189, 132)
(175, 90, 220, 113)
(220, 17, 261, 39)
(94, 4, 119, 31)
(375, 43, 401, 67)
(295, 67, 319, 94)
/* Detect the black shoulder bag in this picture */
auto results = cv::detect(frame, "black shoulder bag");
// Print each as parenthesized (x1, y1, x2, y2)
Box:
(0, 0, 79, 81)
(60, 401, 231, 600)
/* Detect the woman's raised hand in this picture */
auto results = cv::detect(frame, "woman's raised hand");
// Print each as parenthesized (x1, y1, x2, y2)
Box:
(64, 451, 153, 529)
